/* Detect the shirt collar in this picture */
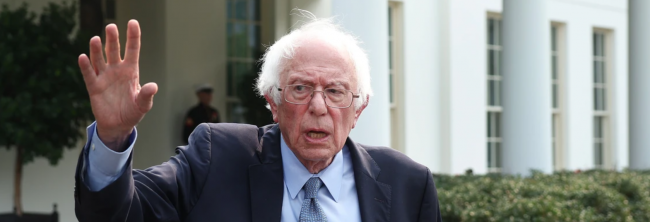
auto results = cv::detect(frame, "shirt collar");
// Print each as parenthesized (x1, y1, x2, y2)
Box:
(280, 133, 344, 202)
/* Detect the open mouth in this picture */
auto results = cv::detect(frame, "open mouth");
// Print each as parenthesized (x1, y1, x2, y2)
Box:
(307, 131, 328, 139)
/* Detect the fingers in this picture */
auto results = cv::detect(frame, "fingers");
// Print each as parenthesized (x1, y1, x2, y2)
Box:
(89, 36, 106, 74)
(124, 20, 141, 64)
(78, 54, 97, 88)
(137, 82, 158, 113)
(105, 24, 122, 64)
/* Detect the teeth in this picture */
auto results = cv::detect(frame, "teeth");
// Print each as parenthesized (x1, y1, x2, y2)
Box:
(308, 132, 327, 139)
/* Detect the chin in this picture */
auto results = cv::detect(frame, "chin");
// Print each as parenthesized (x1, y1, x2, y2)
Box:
(299, 149, 335, 162)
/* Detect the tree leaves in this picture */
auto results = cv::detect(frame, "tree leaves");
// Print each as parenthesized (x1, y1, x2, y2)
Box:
(0, 2, 93, 166)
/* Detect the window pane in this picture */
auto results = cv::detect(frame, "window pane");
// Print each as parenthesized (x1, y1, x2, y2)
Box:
(496, 50, 502, 76)
(488, 142, 493, 167)
(227, 0, 234, 19)
(388, 7, 392, 36)
(552, 84, 558, 109)
(600, 61, 606, 83)
(487, 112, 493, 137)
(600, 89, 607, 110)
(389, 40, 393, 70)
(598, 33, 605, 56)
(495, 79, 501, 106)
(552, 55, 558, 80)
(488, 19, 494, 45)
(235, 0, 247, 20)
(488, 50, 495, 76)
(496, 142, 502, 168)
(551, 26, 557, 51)
(593, 33, 599, 56)
(552, 115, 556, 137)
(594, 143, 603, 166)
(496, 20, 502, 45)
(489, 80, 497, 106)
(247, 0, 260, 20)
(495, 112, 501, 137)
(248, 24, 260, 58)
(227, 23, 248, 57)
(593, 61, 597, 83)
(594, 117, 602, 138)
(389, 73, 394, 104)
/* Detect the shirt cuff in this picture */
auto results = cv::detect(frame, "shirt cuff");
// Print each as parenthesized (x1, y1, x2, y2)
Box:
(85, 122, 136, 191)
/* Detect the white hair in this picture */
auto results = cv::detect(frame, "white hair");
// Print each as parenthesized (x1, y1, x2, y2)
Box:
(255, 10, 373, 110)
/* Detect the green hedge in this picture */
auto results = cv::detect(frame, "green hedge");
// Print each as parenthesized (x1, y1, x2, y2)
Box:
(434, 170, 650, 222)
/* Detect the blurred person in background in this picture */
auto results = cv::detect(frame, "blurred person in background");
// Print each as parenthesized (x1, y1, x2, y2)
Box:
(182, 83, 220, 144)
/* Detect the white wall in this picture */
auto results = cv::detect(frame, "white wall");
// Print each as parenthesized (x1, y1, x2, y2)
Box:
(444, 0, 493, 174)
(401, 0, 443, 172)
(0, 147, 83, 222)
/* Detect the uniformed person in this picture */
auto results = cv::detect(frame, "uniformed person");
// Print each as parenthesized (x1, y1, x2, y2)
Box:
(182, 84, 220, 144)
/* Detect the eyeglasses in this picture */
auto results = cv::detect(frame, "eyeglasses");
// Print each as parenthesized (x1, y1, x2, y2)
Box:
(277, 84, 360, 108)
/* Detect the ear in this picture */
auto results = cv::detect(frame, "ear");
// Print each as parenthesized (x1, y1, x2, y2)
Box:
(265, 94, 279, 123)
(351, 96, 369, 129)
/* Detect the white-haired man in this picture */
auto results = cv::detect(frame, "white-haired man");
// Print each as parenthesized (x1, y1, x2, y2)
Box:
(73, 15, 442, 222)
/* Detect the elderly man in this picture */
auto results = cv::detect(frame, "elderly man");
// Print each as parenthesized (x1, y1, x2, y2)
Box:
(74, 15, 442, 222)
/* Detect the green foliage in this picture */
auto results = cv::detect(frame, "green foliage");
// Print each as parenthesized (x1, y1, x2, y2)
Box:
(0, 2, 93, 165)
(435, 170, 650, 222)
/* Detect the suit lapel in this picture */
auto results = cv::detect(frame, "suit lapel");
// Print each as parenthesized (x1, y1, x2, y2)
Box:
(249, 125, 284, 222)
(347, 139, 392, 222)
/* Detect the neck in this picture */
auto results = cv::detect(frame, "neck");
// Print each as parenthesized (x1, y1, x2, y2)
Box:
(298, 158, 334, 174)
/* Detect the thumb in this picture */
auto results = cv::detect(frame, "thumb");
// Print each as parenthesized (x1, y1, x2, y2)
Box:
(137, 82, 158, 113)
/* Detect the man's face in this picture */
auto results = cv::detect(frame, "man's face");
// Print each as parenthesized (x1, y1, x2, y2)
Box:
(267, 37, 366, 164)
(197, 91, 212, 105)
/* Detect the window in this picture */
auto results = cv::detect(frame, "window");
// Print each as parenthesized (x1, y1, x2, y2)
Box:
(593, 31, 608, 168)
(388, 2, 404, 151)
(487, 17, 502, 172)
(551, 25, 563, 171)
(226, 0, 261, 122)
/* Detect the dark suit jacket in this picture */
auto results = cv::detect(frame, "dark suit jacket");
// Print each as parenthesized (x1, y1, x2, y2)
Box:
(74, 123, 442, 222)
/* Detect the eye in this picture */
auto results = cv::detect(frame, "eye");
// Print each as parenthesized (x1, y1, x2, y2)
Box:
(294, 85, 306, 92)
(326, 88, 345, 95)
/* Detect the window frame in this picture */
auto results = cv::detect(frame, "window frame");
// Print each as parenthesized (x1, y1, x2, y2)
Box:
(551, 23, 566, 171)
(592, 29, 612, 169)
(487, 14, 503, 173)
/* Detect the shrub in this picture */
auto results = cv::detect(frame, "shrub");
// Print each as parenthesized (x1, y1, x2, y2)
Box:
(435, 170, 650, 221)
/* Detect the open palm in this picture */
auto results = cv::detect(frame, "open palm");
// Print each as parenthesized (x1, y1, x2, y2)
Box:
(78, 20, 157, 147)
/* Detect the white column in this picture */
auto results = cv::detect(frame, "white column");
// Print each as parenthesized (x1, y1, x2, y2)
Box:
(332, 0, 391, 147)
(403, 0, 443, 172)
(629, 0, 650, 169)
(501, 0, 553, 175)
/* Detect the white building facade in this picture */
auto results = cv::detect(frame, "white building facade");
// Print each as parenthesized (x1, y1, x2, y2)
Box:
(1, 0, 648, 221)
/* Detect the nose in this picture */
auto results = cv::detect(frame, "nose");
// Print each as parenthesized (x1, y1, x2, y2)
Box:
(308, 91, 328, 115)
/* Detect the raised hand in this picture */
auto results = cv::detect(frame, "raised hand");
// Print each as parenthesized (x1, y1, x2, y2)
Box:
(78, 20, 158, 151)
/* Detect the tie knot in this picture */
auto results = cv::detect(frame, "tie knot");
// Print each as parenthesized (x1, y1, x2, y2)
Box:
(304, 177, 323, 199)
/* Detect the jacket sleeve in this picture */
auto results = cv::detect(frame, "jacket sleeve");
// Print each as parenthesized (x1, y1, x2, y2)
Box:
(75, 123, 213, 222)
(418, 168, 443, 222)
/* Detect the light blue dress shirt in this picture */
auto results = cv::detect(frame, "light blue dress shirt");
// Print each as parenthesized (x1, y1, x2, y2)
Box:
(84, 122, 361, 221)
(84, 122, 135, 191)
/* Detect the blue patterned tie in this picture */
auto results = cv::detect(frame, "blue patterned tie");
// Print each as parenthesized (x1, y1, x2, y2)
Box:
(299, 177, 327, 222)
